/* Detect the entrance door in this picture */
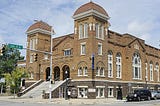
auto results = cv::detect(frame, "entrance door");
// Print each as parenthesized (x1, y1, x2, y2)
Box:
(46, 67, 50, 81)
(54, 66, 60, 81)
(62, 65, 70, 80)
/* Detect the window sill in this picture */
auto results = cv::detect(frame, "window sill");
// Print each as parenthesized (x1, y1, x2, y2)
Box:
(96, 96, 105, 99)
(96, 75, 105, 78)
(116, 77, 122, 79)
(78, 75, 89, 77)
(108, 76, 113, 78)
(132, 78, 142, 80)
(98, 54, 103, 56)
(80, 54, 86, 56)
(108, 96, 114, 98)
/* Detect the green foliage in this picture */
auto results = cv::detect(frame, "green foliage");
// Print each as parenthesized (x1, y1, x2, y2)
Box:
(0, 45, 24, 77)
(4, 68, 28, 94)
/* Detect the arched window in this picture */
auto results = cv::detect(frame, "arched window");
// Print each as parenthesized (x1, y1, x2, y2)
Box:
(96, 23, 104, 40)
(78, 67, 82, 76)
(79, 23, 88, 39)
(116, 53, 122, 78)
(156, 63, 159, 82)
(132, 53, 141, 79)
(78, 67, 88, 76)
(150, 61, 153, 81)
(84, 67, 88, 76)
(84, 23, 88, 38)
(96, 67, 104, 77)
(108, 51, 113, 77)
(79, 24, 83, 39)
(145, 62, 148, 81)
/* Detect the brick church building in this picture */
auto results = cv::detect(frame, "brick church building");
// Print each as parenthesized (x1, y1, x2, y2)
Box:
(25, 1, 160, 99)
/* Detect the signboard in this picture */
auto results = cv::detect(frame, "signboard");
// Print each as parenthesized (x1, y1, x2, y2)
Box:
(7, 44, 23, 49)
(91, 54, 94, 70)
(0, 78, 5, 83)
(88, 88, 96, 92)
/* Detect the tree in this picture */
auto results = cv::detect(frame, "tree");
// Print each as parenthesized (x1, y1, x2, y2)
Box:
(0, 45, 24, 77)
(4, 68, 28, 94)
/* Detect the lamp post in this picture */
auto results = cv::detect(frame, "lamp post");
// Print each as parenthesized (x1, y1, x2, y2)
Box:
(65, 70, 68, 100)
(49, 26, 55, 101)
(145, 76, 148, 89)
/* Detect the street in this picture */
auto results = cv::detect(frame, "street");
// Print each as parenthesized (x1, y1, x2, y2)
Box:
(0, 99, 160, 106)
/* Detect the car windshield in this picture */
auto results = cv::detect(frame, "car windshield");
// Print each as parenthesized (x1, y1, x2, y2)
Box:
(151, 91, 157, 93)
(134, 90, 140, 93)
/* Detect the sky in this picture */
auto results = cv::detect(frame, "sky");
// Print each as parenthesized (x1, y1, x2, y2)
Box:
(0, 0, 160, 57)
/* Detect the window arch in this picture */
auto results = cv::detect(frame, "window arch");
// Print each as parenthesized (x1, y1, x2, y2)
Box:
(84, 23, 88, 38)
(78, 62, 88, 76)
(149, 61, 154, 81)
(116, 53, 122, 78)
(79, 23, 88, 39)
(156, 62, 159, 82)
(132, 52, 141, 79)
(95, 23, 104, 40)
(79, 24, 83, 39)
(108, 51, 113, 77)
(96, 61, 105, 77)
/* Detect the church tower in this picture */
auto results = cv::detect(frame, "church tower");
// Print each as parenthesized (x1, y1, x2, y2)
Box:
(72, 1, 110, 77)
(72, 1, 110, 98)
(26, 21, 52, 80)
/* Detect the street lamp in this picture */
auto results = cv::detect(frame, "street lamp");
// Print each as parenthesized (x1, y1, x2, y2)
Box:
(49, 26, 55, 101)
(65, 70, 68, 100)
(145, 76, 148, 89)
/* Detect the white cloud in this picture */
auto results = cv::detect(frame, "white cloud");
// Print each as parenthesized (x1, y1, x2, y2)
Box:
(127, 20, 154, 41)
(0, 0, 160, 56)
(128, 21, 153, 34)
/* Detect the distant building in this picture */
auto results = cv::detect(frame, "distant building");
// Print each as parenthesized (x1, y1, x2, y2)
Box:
(17, 60, 26, 69)
(25, 1, 160, 99)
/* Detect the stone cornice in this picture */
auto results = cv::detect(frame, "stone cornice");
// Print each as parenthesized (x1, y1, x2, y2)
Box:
(26, 28, 51, 35)
(73, 9, 110, 21)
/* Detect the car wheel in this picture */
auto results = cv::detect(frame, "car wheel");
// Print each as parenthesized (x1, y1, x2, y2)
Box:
(148, 96, 151, 101)
(138, 97, 141, 101)
(154, 96, 157, 100)
(127, 99, 130, 102)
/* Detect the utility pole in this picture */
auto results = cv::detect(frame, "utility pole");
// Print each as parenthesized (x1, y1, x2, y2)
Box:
(49, 26, 55, 101)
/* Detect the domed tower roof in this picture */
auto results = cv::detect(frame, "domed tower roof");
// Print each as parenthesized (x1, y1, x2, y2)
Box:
(26, 21, 52, 35)
(73, 1, 109, 20)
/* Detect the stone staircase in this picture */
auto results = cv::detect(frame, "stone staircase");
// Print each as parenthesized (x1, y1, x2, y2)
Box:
(21, 80, 65, 98)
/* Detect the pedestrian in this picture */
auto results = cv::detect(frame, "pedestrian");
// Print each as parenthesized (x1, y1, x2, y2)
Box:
(68, 90, 71, 99)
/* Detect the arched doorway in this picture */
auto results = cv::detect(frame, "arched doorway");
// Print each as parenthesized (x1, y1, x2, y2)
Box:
(54, 66, 60, 81)
(62, 65, 70, 80)
(46, 67, 50, 81)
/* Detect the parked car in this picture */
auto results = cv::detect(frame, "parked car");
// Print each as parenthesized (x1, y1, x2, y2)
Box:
(126, 89, 151, 101)
(151, 91, 160, 100)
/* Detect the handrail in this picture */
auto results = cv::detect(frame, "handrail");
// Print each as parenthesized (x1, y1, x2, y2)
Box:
(17, 79, 43, 97)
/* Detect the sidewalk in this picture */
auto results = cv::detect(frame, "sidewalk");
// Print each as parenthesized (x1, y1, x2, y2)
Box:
(0, 96, 126, 105)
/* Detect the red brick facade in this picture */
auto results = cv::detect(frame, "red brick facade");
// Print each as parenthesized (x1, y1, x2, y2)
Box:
(26, 2, 160, 99)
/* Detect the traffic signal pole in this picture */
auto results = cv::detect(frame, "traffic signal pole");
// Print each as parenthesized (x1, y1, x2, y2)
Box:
(49, 27, 54, 101)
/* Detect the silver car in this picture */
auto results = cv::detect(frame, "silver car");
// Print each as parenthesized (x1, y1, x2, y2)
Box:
(151, 91, 160, 100)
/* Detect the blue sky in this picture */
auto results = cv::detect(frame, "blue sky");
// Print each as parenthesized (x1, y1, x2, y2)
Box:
(0, 0, 160, 57)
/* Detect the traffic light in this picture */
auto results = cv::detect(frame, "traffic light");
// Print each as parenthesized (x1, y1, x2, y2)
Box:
(0, 45, 6, 56)
(34, 53, 38, 61)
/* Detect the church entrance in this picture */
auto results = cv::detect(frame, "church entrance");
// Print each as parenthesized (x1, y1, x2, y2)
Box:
(62, 65, 70, 80)
(46, 67, 50, 81)
(54, 66, 60, 81)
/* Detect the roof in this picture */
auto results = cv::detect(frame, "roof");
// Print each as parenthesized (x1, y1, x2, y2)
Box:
(73, 1, 109, 17)
(26, 21, 51, 32)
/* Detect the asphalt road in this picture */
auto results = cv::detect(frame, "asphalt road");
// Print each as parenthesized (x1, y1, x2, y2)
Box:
(0, 100, 160, 106)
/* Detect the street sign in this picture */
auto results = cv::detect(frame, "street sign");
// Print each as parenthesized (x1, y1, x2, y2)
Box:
(91, 54, 94, 70)
(7, 44, 23, 49)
